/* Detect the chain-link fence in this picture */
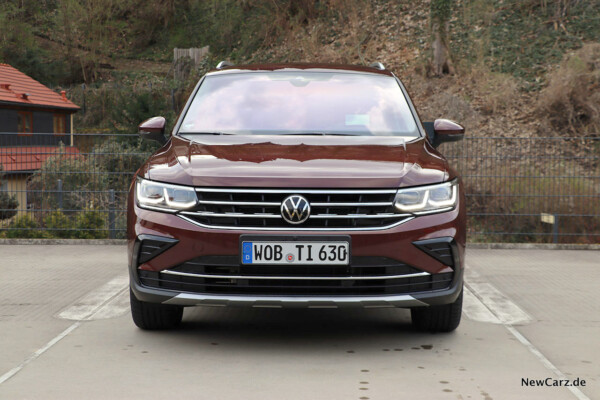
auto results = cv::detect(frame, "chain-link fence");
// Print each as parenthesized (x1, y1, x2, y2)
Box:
(1, 133, 598, 243)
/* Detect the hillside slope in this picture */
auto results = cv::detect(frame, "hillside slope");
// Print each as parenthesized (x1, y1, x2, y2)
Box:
(1, 0, 598, 136)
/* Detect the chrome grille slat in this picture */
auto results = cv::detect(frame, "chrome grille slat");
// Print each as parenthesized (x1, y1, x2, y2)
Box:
(182, 211, 281, 218)
(310, 213, 405, 219)
(198, 200, 281, 206)
(161, 270, 430, 280)
(311, 202, 390, 206)
(197, 200, 392, 207)
(195, 188, 397, 194)
(178, 215, 414, 231)
(182, 211, 407, 219)
(184, 187, 410, 230)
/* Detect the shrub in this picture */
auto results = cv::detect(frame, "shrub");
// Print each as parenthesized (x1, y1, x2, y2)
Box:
(0, 191, 18, 221)
(27, 146, 108, 213)
(110, 88, 175, 134)
(44, 211, 73, 238)
(91, 137, 156, 191)
(25, 136, 153, 240)
(73, 210, 107, 239)
(0, 4, 68, 85)
(6, 215, 45, 239)
(536, 44, 600, 135)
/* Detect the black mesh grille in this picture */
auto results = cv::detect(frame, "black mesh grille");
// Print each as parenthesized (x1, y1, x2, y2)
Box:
(139, 256, 453, 296)
(171, 256, 420, 277)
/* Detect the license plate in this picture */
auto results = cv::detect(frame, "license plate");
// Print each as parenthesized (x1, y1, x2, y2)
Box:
(241, 241, 350, 265)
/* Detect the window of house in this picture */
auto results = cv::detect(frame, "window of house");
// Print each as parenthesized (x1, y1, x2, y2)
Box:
(17, 111, 33, 136)
(53, 114, 66, 136)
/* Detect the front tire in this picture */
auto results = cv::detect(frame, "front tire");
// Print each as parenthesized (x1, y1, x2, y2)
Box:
(411, 287, 463, 333)
(130, 289, 183, 330)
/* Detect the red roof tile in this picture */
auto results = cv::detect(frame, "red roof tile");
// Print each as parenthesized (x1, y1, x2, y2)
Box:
(0, 146, 80, 172)
(0, 64, 79, 111)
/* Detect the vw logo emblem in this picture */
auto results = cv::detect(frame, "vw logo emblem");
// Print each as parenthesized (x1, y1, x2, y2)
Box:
(281, 195, 311, 225)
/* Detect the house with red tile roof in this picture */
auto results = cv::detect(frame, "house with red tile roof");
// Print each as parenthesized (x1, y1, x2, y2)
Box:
(0, 64, 80, 216)
(0, 146, 80, 173)
(0, 63, 79, 140)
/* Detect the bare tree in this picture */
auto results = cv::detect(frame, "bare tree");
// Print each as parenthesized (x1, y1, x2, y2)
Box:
(429, 0, 455, 77)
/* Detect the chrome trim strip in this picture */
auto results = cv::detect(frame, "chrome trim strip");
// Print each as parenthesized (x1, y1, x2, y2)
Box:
(310, 213, 407, 219)
(177, 215, 415, 231)
(197, 200, 392, 207)
(161, 270, 430, 281)
(397, 178, 458, 193)
(181, 211, 281, 218)
(138, 204, 178, 213)
(311, 202, 391, 207)
(195, 188, 398, 194)
(413, 207, 454, 216)
(181, 211, 408, 219)
(197, 200, 282, 206)
(163, 293, 427, 308)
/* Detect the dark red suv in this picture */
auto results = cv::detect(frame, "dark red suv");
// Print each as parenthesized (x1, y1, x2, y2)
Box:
(128, 63, 466, 332)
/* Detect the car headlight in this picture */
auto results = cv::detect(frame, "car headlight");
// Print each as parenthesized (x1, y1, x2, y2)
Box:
(136, 178, 197, 211)
(394, 180, 458, 215)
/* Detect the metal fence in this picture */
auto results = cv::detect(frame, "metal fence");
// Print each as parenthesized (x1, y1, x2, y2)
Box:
(440, 136, 600, 243)
(0, 133, 598, 243)
(0, 132, 158, 239)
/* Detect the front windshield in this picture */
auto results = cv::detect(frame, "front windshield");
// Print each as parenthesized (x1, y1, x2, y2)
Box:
(178, 71, 420, 137)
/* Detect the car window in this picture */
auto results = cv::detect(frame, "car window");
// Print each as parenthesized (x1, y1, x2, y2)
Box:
(178, 72, 420, 137)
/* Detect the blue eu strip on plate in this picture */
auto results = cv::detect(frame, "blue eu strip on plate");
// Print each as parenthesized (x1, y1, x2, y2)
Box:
(242, 242, 253, 264)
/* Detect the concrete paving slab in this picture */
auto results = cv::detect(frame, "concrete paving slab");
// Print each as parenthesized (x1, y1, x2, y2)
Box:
(0, 245, 597, 399)
(0, 307, 576, 400)
(0, 245, 126, 380)
(468, 249, 599, 399)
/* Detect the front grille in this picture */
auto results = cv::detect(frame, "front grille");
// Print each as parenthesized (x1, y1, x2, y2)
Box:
(139, 256, 454, 296)
(179, 188, 411, 230)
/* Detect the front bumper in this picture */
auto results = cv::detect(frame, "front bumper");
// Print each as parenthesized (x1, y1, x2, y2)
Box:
(128, 191, 466, 308)
(130, 269, 463, 308)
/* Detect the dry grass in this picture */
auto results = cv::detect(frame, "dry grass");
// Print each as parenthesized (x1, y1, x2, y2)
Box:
(249, 0, 423, 68)
(465, 65, 520, 115)
(407, 73, 489, 131)
(279, 0, 373, 64)
(536, 43, 600, 136)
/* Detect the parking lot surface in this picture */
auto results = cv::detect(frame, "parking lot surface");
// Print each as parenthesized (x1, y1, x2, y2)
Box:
(0, 245, 597, 399)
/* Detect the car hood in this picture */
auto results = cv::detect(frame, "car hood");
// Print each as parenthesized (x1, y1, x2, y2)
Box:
(140, 135, 451, 188)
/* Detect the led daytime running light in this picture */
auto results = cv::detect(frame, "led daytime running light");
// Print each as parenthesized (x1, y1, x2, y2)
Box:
(394, 180, 458, 214)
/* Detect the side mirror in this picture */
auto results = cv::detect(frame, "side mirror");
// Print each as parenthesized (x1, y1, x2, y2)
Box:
(138, 116, 167, 145)
(423, 119, 465, 148)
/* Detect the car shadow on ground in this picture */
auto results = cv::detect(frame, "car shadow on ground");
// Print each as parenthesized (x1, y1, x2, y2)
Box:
(151, 307, 455, 353)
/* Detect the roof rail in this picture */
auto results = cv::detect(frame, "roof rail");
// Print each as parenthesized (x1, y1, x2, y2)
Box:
(216, 61, 234, 70)
(369, 62, 385, 71)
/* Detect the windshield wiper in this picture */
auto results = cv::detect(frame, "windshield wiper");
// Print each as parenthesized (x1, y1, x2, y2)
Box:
(282, 132, 366, 136)
(181, 132, 369, 136)
(181, 132, 235, 135)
